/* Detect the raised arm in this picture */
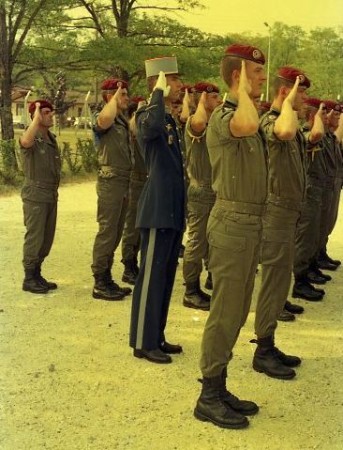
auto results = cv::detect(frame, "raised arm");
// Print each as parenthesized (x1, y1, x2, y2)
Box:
(230, 61, 260, 137)
(19, 103, 41, 149)
(273, 76, 300, 140)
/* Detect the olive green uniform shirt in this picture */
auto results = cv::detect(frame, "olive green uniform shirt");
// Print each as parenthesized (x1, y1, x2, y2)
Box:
(260, 109, 306, 211)
(207, 98, 268, 211)
(20, 131, 61, 203)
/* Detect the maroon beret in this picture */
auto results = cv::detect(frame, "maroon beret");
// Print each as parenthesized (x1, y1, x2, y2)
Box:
(305, 98, 325, 110)
(324, 100, 341, 112)
(28, 100, 53, 115)
(259, 101, 272, 112)
(101, 78, 128, 90)
(277, 66, 311, 88)
(193, 82, 220, 94)
(225, 43, 265, 65)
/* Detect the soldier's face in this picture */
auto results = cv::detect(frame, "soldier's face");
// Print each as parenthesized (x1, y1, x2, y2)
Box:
(245, 61, 266, 98)
(116, 89, 130, 111)
(40, 108, 54, 128)
(292, 86, 308, 111)
(328, 110, 340, 129)
(166, 75, 183, 102)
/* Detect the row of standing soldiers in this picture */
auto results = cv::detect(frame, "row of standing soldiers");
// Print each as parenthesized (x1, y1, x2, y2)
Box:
(19, 46, 342, 430)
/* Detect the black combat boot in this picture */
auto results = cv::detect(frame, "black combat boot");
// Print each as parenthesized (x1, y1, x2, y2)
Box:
(92, 273, 125, 301)
(35, 265, 57, 290)
(121, 259, 138, 285)
(105, 270, 132, 296)
(22, 269, 49, 294)
(183, 279, 210, 311)
(318, 249, 341, 267)
(220, 368, 259, 416)
(251, 336, 296, 380)
(204, 271, 213, 290)
(194, 374, 249, 429)
(292, 277, 323, 301)
(284, 300, 304, 314)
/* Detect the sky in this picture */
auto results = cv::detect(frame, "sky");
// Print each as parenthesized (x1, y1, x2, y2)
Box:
(175, 0, 343, 35)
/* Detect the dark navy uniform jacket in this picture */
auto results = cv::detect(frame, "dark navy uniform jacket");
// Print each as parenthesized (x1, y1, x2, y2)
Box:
(135, 89, 185, 231)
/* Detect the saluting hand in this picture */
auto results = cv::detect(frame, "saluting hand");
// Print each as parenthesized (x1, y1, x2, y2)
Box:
(199, 91, 207, 109)
(112, 82, 122, 105)
(316, 102, 327, 121)
(154, 71, 171, 97)
(284, 76, 300, 107)
(238, 60, 252, 96)
(32, 102, 42, 123)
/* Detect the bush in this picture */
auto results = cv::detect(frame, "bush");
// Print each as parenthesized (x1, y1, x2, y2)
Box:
(0, 139, 23, 186)
(76, 138, 98, 173)
(61, 142, 82, 175)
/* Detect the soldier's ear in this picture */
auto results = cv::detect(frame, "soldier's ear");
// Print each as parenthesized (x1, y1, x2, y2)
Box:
(232, 69, 241, 85)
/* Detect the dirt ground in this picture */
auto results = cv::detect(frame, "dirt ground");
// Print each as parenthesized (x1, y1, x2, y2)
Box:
(0, 181, 342, 450)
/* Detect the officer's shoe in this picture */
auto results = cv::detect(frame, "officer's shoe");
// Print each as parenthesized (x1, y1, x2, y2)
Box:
(194, 375, 249, 429)
(284, 300, 304, 314)
(133, 348, 172, 364)
(272, 347, 301, 368)
(277, 309, 296, 322)
(292, 281, 323, 301)
(23, 274, 49, 294)
(306, 270, 327, 285)
(121, 260, 137, 285)
(251, 337, 296, 380)
(92, 278, 125, 301)
(160, 341, 183, 354)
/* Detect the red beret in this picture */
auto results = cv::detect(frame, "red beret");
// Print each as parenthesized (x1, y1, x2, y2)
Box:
(324, 100, 341, 112)
(129, 95, 146, 105)
(305, 98, 324, 110)
(193, 82, 220, 94)
(277, 66, 311, 88)
(225, 43, 265, 65)
(101, 78, 128, 90)
(28, 100, 53, 115)
(259, 101, 271, 112)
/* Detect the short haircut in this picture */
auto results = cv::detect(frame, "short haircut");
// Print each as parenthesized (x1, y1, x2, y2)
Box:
(272, 76, 294, 98)
(220, 55, 242, 87)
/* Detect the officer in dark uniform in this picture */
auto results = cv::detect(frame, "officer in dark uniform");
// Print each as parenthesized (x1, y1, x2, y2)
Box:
(91, 78, 133, 301)
(194, 44, 267, 429)
(121, 96, 148, 285)
(182, 82, 222, 311)
(129, 57, 185, 364)
(20, 100, 60, 294)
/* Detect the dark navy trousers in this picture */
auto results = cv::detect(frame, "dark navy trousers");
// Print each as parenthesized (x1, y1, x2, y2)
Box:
(130, 228, 182, 350)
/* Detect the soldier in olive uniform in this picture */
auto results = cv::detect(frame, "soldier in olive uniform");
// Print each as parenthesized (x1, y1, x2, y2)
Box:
(20, 100, 60, 294)
(182, 82, 222, 311)
(91, 78, 133, 301)
(252, 68, 311, 380)
(194, 44, 267, 430)
(121, 96, 148, 285)
(317, 101, 343, 269)
(293, 98, 330, 301)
